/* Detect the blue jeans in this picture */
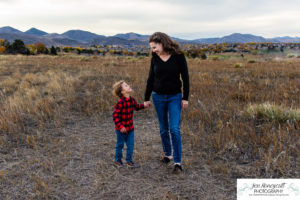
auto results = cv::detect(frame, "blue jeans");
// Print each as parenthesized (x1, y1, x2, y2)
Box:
(152, 92, 182, 163)
(115, 130, 134, 163)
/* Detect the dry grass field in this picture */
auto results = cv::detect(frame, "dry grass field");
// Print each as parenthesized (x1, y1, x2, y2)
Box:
(0, 53, 299, 199)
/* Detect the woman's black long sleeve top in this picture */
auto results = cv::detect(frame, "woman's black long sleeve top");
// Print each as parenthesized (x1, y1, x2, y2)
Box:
(144, 53, 190, 101)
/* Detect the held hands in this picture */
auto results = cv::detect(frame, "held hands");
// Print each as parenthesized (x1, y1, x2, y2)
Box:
(144, 101, 151, 108)
(120, 127, 127, 134)
(181, 100, 188, 109)
(120, 101, 151, 134)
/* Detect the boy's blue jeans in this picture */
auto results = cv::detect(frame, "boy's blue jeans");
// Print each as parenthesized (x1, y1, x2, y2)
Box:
(152, 92, 182, 163)
(115, 130, 134, 163)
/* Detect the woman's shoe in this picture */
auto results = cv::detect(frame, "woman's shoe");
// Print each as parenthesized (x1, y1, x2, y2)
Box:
(161, 156, 172, 164)
(173, 164, 183, 174)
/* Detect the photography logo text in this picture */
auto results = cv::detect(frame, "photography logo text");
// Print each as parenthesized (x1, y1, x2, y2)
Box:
(237, 179, 300, 200)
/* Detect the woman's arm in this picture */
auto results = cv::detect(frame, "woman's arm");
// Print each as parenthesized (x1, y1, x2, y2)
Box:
(144, 57, 155, 101)
(179, 54, 190, 101)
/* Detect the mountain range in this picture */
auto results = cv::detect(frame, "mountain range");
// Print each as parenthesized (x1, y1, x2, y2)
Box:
(1, 26, 300, 47)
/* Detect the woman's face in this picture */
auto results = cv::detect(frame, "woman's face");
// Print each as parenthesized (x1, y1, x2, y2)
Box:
(149, 42, 164, 55)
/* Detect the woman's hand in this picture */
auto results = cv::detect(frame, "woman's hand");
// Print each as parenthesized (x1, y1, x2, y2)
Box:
(181, 100, 188, 109)
(144, 101, 151, 108)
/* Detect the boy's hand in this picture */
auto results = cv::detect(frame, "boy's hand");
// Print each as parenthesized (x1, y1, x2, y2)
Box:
(120, 127, 127, 133)
(144, 101, 151, 108)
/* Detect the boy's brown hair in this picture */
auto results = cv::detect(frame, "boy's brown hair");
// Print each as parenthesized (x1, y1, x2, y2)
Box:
(112, 80, 125, 98)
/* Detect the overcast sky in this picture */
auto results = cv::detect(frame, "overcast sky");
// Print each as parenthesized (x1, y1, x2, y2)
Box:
(0, 0, 299, 39)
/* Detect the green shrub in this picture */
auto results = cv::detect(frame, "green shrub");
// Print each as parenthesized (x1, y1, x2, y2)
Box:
(50, 46, 57, 55)
(234, 63, 243, 68)
(200, 52, 207, 60)
(211, 56, 219, 61)
(80, 56, 90, 62)
(247, 102, 300, 123)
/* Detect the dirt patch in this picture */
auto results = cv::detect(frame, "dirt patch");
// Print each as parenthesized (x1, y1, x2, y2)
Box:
(0, 113, 235, 199)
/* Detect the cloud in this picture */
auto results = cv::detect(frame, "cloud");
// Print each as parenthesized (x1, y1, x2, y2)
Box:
(0, 0, 19, 3)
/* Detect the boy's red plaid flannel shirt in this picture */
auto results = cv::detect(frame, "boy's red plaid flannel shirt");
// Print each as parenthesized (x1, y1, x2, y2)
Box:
(113, 96, 144, 134)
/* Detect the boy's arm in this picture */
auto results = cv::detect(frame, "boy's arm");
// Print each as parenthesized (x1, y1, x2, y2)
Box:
(133, 98, 145, 111)
(113, 101, 125, 130)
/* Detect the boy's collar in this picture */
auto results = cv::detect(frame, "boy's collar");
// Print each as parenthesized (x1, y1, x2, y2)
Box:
(122, 96, 131, 100)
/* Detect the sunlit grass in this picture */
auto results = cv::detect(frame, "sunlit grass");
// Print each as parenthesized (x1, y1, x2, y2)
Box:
(247, 102, 300, 123)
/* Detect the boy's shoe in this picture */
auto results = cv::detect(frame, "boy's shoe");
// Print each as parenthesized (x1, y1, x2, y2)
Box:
(161, 156, 172, 164)
(173, 164, 183, 174)
(114, 160, 124, 168)
(127, 161, 139, 169)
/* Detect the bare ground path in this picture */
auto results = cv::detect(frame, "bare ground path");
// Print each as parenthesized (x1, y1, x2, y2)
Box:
(0, 112, 235, 199)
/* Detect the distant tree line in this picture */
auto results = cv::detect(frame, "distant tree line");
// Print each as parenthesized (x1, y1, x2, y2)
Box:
(1, 38, 300, 59)
(0, 39, 57, 55)
(0, 39, 148, 56)
(182, 42, 300, 58)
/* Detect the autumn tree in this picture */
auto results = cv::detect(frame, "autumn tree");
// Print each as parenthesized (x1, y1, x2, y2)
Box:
(0, 46, 5, 53)
(122, 49, 128, 55)
(213, 44, 225, 53)
(108, 49, 115, 54)
(0, 39, 5, 53)
(35, 42, 46, 54)
(63, 46, 71, 53)
(27, 44, 36, 55)
(128, 51, 137, 56)
(75, 47, 83, 54)
(2, 40, 11, 53)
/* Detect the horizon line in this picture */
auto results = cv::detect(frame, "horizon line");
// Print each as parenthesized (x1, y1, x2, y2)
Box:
(0, 25, 300, 40)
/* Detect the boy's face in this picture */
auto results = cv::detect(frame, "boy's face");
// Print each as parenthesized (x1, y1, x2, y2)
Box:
(121, 82, 132, 96)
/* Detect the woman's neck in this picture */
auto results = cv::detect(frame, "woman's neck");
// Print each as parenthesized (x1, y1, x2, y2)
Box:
(159, 51, 170, 56)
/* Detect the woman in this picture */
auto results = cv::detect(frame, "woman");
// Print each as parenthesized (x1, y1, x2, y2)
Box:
(144, 32, 189, 173)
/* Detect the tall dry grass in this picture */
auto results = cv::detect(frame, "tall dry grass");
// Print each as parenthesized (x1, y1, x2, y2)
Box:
(0, 55, 148, 147)
(183, 57, 300, 178)
(0, 53, 299, 198)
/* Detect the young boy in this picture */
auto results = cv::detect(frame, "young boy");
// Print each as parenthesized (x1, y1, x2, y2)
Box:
(112, 80, 148, 168)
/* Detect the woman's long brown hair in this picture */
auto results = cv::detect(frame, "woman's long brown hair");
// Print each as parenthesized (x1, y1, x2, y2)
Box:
(149, 32, 183, 55)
